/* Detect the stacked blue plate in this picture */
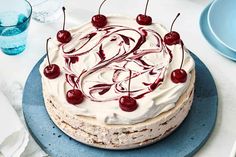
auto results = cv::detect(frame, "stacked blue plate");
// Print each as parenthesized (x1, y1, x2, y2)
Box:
(200, 0, 236, 61)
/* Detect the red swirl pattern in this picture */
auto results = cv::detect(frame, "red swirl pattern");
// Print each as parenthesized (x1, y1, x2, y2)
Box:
(62, 25, 172, 102)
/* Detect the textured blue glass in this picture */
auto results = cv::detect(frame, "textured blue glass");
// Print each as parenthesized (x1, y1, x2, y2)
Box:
(0, 0, 32, 55)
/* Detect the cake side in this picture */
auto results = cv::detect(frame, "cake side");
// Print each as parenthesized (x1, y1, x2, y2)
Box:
(42, 70, 195, 149)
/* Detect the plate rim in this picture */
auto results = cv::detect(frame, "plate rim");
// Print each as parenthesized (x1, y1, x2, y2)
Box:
(199, 3, 236, 61)
(207, 0, 236, 52)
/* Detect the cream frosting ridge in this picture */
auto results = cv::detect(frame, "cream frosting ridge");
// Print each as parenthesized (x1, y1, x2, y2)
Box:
(40, 16, 195, 125)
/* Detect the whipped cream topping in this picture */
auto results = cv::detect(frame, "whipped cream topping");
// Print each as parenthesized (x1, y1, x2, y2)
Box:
(40, 16, 195, 125)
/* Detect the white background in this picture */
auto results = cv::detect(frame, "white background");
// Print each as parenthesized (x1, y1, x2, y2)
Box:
(0, 0, 236, 156)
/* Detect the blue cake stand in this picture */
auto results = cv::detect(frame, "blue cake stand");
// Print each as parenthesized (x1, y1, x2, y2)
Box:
(23, 52, 218, 157)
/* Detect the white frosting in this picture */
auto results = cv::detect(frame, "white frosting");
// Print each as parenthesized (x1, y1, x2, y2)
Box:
(40, 16, 195, 125)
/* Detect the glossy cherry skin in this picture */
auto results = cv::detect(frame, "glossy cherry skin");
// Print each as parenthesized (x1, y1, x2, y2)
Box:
(91, 14, 107, 28)
(119, 96, 138, 112)
(164, 31, 180, 45)
(136, 14, 152, 25)
(43, 64, 60, 79)
(57, 30, 72, 43)
(171, 69, 187, 83)
(66, 89, 84, 105)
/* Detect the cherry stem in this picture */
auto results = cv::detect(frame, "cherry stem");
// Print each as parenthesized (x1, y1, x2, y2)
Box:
(46, 37, 52, 66)
(62, 7, 66, 30)
(98, 0, 107, 15)
(144, 0, 150, 16)
(180, 40, 184, 69)
(128, 70, 132, 97)
(170, 13, 180, 32)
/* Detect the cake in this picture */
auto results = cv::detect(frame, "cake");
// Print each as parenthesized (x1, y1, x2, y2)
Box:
(39, 3, 195, 149)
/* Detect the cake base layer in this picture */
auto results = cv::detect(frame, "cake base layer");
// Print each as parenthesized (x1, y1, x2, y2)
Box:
(42, 70, 195, 150)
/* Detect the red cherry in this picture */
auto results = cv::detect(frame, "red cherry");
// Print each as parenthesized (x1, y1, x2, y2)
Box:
(57, 7, 72, 43)
(136, 14, 152, 25)
(57, 30, 72, 43)
(164, 13, 181, 45)
(119, 96, 138, 112)
(91, 0, 108, 28)
(44, 64, 60, 79)
(136, 0, 152, 25)
(171, 69, 187, 83)
(44, 38, 60, 79)
(66, 89, 84, 105)
(119, 70, 138, 112)
(164, 31, 180, 45)
(91, 14, 107, 28)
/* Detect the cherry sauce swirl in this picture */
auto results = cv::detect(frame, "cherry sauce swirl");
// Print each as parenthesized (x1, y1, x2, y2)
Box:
(62, 25, 171, 102)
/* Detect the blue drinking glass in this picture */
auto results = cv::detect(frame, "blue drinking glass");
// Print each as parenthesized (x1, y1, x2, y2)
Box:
(0, 0, 32, 55)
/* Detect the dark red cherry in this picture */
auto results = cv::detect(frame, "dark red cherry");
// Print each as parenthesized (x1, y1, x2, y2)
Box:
(91, 0, 108, 28)
(91, 14, 107, 28)
(164, 31, 180, 45)
(44, 64, 60, 79)
(44, 38, 60, 79)
(136, 0, 152, 25)
(136, 14, 152, 25)
(119, 96, 138, 112)
(171, 69, 187, 83)
(57, 7, 72, 43)
(66, 89, 84, 105)
(164, 13, 181, 45)
(57, 30, 72, 43)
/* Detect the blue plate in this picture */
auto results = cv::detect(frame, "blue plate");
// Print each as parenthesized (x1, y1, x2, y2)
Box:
(200, 3, 236, 61)
(208, 0, 236, 52)
(23, 53, 218, 157)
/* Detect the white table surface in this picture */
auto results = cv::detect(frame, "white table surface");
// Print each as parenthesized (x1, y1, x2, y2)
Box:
(0, 0, 236, 156)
